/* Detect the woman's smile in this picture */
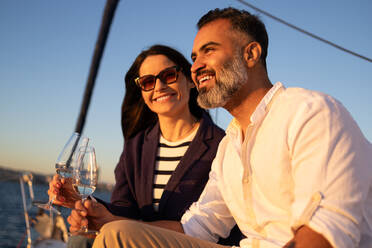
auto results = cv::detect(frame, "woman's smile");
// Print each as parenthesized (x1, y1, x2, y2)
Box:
(152, 93, 175, 103)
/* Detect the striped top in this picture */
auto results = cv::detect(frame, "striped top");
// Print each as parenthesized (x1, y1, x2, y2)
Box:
(153, 127, 199, 211)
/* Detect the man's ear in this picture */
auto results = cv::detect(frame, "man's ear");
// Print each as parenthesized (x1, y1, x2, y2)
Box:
(243, 41, 262, 68)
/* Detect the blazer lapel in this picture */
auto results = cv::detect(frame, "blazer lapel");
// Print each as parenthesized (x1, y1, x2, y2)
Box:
(139, 123, 160, 212)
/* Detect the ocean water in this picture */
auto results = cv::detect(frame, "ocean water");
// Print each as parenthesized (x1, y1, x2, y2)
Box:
(0, 179, 111, 248)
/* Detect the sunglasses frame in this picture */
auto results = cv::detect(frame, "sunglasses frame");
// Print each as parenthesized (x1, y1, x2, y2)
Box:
(135, 65, 181, 92)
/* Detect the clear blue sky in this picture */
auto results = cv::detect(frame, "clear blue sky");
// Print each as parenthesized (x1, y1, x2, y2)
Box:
(1, 0, 371, 184)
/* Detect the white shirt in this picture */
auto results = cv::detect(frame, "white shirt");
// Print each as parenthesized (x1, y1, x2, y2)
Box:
(181, 82, 372, 248)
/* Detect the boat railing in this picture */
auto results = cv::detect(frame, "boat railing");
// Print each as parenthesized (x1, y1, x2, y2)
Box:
(19, 173, 67, 248)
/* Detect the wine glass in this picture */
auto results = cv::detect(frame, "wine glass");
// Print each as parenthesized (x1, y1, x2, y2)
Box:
(35, 132, 89, 215)
(71, 146, 99, 235)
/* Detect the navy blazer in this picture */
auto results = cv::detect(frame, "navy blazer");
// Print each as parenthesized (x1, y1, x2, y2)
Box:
(103, 113, 225, 221)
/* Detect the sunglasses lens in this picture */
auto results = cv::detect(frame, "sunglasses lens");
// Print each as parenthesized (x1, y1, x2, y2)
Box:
(137, 66, 179, 91)
(159, 68, 178, 84)
(139, 76, 156, 91)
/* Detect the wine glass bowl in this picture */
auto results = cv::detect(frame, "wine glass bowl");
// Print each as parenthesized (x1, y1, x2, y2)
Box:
(73, 146, 98, 200)
(71, 146, 99, 234)
(34, 132, 89, 215)
(55, 133, 89, 177)
(55, 163, 74, 179)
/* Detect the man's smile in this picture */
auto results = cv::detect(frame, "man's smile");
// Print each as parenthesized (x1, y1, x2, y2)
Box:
(196, 70, 215, 88)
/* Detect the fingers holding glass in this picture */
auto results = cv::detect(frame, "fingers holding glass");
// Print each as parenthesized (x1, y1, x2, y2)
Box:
(68, 208, 87, 234)
(68, 200, 98, 236)
(48, 175, 80, 208)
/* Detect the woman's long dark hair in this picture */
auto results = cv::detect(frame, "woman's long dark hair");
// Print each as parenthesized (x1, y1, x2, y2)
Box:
(122, 44, 206, 140)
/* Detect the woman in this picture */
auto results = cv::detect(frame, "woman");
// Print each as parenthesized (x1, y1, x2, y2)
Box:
(50, 45, 240, 245)
(103, 44, 224, 221)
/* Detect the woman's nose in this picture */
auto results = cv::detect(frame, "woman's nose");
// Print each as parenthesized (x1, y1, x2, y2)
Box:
(154, 77, 167, 91)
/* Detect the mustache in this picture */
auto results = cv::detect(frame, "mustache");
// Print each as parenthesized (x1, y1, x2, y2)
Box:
(195, 69, 215, 78)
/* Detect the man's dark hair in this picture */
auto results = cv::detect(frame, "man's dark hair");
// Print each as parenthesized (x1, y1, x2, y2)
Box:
(197, 7, 269, 69)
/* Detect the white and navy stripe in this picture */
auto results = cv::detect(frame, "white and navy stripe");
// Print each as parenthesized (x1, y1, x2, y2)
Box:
(153, 128, 198, 211)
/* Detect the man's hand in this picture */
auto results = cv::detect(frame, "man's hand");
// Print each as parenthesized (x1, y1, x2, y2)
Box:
(48, 174, 80, 208)
(283, 225, 332, 248)
(67, 199, 123, 235)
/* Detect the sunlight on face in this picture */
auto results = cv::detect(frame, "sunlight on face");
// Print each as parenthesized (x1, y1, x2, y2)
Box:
(139, 55, 192, 119)
(197, 49, 248, 109)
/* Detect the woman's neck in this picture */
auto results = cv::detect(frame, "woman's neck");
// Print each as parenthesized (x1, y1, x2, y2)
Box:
(158, 112, 199, 142)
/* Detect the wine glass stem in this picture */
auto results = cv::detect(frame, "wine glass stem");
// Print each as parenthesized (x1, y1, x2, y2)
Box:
(48, 195, 56, 216)
(49, 195, 56, 206)
(81, 197, 88, 232)
(82, 196, 88, 204)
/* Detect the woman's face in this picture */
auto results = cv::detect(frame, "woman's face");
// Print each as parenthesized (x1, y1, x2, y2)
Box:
(139, 55, 193, 119)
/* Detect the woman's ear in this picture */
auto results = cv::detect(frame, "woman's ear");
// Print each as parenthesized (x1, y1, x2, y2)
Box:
(243, 41, 262, 68)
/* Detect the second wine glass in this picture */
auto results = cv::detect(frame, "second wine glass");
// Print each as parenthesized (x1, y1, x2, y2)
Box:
(72, 145, 99, 235)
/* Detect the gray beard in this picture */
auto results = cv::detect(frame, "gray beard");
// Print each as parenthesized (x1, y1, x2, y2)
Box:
(197, 52, 248, 109)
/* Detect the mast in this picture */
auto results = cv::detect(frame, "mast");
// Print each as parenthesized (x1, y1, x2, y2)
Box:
(75, 0, 119, 134)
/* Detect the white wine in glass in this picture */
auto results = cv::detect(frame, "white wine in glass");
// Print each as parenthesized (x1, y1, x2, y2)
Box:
(72, 146, 99, 235)
(35, 132, 89, 215)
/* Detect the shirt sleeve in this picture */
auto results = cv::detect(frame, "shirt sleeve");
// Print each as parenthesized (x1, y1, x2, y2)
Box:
(181, 140, 236, 243)
(287, 93, 372, 248)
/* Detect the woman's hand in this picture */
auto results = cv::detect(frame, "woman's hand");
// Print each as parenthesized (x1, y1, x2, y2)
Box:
(47, 174, 80, 209)
(68, 199, 124, 235)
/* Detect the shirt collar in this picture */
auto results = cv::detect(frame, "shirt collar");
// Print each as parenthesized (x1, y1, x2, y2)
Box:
(226, 82, 285, 137)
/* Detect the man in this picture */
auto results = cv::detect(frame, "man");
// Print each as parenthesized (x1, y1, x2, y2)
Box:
(71, 7, 372, 248)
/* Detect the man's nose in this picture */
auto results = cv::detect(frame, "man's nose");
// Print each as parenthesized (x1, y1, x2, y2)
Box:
(191, 58, 206, 85)
(191, 58, 205, 75)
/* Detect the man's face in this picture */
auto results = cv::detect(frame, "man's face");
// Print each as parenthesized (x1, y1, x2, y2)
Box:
(191, 19, 248, 109)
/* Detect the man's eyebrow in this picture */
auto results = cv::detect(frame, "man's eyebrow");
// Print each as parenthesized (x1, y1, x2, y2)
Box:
(191, 41, 221, 60)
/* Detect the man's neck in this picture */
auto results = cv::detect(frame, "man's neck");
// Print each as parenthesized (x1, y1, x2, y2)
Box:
(225, 79, 272, 138)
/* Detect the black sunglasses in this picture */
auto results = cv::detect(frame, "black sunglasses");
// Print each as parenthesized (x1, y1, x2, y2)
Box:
(135, 66, 181, 91)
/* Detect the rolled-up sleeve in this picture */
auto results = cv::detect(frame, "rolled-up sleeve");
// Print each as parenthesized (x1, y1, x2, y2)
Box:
(181, 147, 236, 243)
(288, 94, 372, 248)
